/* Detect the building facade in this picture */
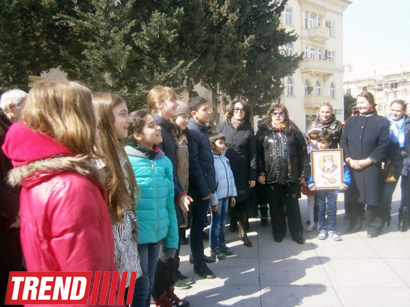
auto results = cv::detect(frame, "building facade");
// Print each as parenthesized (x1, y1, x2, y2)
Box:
(280, 0, 350, 131)
(343, 63, 410, 117)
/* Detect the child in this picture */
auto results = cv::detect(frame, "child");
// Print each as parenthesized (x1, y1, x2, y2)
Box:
(92, 93, 142, 300)
(3, 80, 117, 304)
(187, 96, 216, 279)
(125, 109, 179, 307)
(303, 128, 321, 231)
(208, 132, 237, 260)
(307, 130, 351, 241)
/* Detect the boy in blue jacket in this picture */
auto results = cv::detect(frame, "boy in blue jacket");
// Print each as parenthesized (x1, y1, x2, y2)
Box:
(187, 96, 216, 279)
(307, 130, 351, 241)
(208, 132, 237, 261)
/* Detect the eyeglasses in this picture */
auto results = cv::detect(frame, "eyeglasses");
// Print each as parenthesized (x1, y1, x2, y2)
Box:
(272, 111, 284, 116)
(234, 107, 245, 112)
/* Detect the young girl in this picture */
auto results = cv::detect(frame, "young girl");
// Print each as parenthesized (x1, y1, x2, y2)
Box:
(92, 93, 142, 301)
(125, 109, 179, 307)
(303, 128, 321, 231)
(2, 80, 117, 302)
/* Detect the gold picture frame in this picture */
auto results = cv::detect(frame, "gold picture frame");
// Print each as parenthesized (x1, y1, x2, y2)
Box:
(311, 149, 344, 190)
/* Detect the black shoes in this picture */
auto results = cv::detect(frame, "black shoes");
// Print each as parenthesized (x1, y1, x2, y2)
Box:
(189, 255, 215, 264)
(274, 236, 283, 243)
(345, 226, 362, 234)
(194, 265, 216, 279)
(293, 238, 305, 245)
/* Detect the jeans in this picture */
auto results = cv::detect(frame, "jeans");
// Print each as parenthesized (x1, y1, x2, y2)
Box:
(131, 241, 161, 307)
(210, 197, 229, 250)
(190, 196, 210, 268)
(316, 190, 337, 232)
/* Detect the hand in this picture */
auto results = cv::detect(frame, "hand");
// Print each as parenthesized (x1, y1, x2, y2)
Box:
(249, 180, 256, 188)
(355, 158, 372, 170)
(230, 197, 236, 207)
(309, 186, 316, 191)
(202, 193, 212, 200)
(9, 211, 21, 229)
(211, 205, 219, 212)
(179, 195, 193, 213)
(339, 186, 347, 191)
(299, 177, 305, 184)
(257, 175, 266, 185)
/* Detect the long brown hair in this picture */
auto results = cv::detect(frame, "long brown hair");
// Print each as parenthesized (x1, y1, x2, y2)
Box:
(93, 92, 139, 224)
(22, 80, 96, 156)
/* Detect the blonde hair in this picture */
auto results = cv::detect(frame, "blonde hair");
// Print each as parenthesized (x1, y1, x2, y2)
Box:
(22, 80, 96, 156)
(319, 102, 333, 112)
(147, 85, 177, 112)
(93, 92, 139, 224)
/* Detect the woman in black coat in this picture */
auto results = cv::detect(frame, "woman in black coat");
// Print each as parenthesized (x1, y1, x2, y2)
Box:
(256, 103, 310, 245)
(340, 91, 390, 238)
(216, 97, 257, 247)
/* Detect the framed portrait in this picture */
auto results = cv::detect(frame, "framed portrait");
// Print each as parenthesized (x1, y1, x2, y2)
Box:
(311, 149, 344, 190)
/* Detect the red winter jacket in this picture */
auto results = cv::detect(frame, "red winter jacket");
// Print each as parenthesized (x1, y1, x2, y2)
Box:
(3, 123, 117, 305)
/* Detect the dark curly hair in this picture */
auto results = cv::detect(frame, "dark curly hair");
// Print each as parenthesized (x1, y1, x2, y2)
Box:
(226, 97, 252, 124)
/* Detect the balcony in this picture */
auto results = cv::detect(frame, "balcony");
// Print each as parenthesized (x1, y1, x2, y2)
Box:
(300, 59, 336, 80)
(304, 95, 333, 109)
(308, 27, 329, 42)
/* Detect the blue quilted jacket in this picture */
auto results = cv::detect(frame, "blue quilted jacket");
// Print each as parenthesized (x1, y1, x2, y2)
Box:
(125, 146, 178, 249)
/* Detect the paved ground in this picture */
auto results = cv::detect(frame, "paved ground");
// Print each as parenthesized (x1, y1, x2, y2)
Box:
(175, 184, 410, 307)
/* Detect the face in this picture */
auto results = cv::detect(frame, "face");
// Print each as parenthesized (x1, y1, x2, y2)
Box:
(175, 113, 190, 131)
(211, 139, 226, 154)
(324, 160, 334, 168)
(309, 135, 318, 147)
(317, 140, 331, 150)
(390, 102, 405, 121)
(112, 102, 131, 139)
(192, 103, 211, 125)
(357, 96, 373, 114)
(271, 108, 285, 124)
(319, 106, 332, 122)
(158, 97, 178, 119)
(233, 102, 246, 121)
(135, 114, 162, 148)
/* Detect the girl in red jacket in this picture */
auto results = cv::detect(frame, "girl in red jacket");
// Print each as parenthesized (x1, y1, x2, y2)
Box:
(2, 80, 117, 305)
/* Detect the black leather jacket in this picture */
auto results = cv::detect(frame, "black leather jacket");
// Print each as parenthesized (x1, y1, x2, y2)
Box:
(256, 123, 310, 184)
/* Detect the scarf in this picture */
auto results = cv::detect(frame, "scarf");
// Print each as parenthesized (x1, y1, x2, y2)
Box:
(271, 123, 285, 131)
(387, 114, 406, 148)
(230, 117, 245, 130)
(319, 113, 336, 126)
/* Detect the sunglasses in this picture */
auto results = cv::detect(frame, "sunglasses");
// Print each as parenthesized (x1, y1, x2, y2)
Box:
(272, 111, 284, 116)
(234, 107, 245, 112)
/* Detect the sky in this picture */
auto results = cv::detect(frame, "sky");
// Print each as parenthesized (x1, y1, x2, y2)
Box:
(343, 0, 410, 70)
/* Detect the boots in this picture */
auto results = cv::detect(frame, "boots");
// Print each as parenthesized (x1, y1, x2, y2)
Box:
(229, 216, 238, 232)
(399, 210, 408, 232)
(381, 210, 391, 228)
(238, 212, 252, 247)
(259, 205, 268, 227)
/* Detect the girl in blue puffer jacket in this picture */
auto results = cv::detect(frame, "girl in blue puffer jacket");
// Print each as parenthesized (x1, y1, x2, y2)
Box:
(125, 109, 178, 307)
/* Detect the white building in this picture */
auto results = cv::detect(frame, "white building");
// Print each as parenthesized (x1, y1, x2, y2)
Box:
(280, 0, 350, 131)
(343, 63, 410, 117)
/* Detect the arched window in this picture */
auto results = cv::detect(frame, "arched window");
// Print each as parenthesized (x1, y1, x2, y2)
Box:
(316, 81, 321, 96)
(330, 82, 335, 98)
(287, 78, 294, 96)
(305, 80, 311, 96)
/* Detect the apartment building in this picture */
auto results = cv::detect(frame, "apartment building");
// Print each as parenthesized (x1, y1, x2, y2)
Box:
(343, 63, 410, 117)
(280, 0, 350, 130)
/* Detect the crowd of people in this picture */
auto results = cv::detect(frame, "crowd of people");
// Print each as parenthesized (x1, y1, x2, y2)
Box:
(1, 80, 410, 307)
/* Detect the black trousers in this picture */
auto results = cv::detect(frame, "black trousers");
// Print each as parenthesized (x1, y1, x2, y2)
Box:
(266, 183, 304, 240)
(349, 202, 383, 235)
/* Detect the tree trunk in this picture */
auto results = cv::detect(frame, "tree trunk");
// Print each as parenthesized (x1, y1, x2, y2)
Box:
(211, 85, 219, 128)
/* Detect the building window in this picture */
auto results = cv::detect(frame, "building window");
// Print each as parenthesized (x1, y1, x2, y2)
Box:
(318, 16, 321, 27)
(305, 80, 312, 96)
(327, 21, 335, 36)
(377, 84, 383, 91)
(318, 49, 322, 60)
(304, 12, 308, 28)
(316, 81, 321, 96)
(362, 86, 367, 92)
(390, 82, 398, 89)
(310, 47, 316, 59)
(328, 51, 335, 62)
(346, 88, 351, 95)
(285, 8, 292, 25)
(304, 45, 309, 59)
(330, 82, 335, 98)
(310, 14, 316, 28)
(286, 43, 293, 56)
(287, 78, 294, 96)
